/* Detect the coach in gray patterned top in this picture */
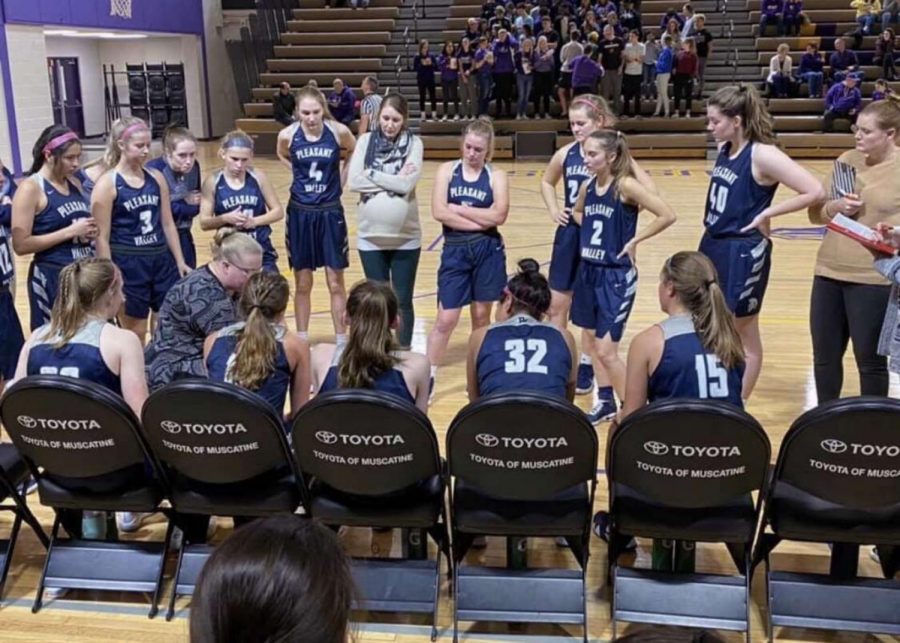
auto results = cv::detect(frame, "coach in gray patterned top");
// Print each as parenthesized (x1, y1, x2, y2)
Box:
(145, 228, 262, 391)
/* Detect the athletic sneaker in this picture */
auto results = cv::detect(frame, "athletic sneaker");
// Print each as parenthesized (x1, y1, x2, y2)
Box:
(587, 398, 617, 425)
(870, 546, 880, 564)
(116, 512, 148, 533)
(576, 362, 595, 394)
(592, 511, 637, 551)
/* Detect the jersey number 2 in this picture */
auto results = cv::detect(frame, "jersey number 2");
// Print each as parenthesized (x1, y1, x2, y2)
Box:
(504, 339, 549, 374)
(694, 354, 729, 399)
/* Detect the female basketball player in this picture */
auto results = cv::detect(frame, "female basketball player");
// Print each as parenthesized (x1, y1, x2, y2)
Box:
(205, 270, 310, 420)
(541, 94, 658, 418)
(200, 130, 284, 273)
(276, 85, 356, 342)
(0, 158, 21, 387)
(311, 280, 430, 413)
(74, 157, 110, 202)
(11, 125, 95, 330)
(92, 117, 191, 341)
(147, 127, 202, 268)
(701, 85, 825, 400)
(466, 258, 577, 400)
(426, 117, 509, 400)
(571, 129, 677, 424)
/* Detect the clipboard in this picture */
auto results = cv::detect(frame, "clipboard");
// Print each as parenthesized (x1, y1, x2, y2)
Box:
(826, 214, 897, 255)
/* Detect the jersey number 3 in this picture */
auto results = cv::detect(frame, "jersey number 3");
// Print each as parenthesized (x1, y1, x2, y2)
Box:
(694, 354, 729, 399)
(504, 338, 549, 374)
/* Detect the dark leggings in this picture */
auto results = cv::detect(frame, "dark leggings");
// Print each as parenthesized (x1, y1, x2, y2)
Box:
(418, 82, 437, 115)
(358, 248, 421, 348)
(493, 72, 514, 118)
(810, 275, 891, 404)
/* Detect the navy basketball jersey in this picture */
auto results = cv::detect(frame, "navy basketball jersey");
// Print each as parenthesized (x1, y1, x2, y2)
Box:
(579, 177, 638, 269)
(0, 226, 13, 287)
(288, 121, 342, 206)
(27, 319, 121, 395)
(563, 144, 592, 210)
(109, 170, 165, 252)
(445, 160, 495, 238)
(74, 168, 96, 201)
(476, 314, 571, 399)
(704, 142, 778, 237)
(30, 175, 92, 266)
(206, 322, 291, 413)
(146, 156, 201, 229)
(318, 345, 415, 405)
(648, 315, 744, 408)
(214, 171, 274, 256)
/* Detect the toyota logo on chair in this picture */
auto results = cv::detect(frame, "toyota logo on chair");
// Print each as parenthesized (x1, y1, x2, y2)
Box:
(643, 441, 669, 456)
(315, 430, 338, 444)
(820, 439, 848, 454)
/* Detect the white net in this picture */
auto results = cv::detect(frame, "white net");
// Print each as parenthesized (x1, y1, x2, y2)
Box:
(110, 0, 132, 19)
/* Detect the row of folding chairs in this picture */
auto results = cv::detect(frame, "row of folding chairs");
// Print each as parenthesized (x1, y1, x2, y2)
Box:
(0, 375, 897, 641)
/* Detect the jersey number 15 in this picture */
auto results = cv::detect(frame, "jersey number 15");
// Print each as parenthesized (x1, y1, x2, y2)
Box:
(694, 354, 729, 399)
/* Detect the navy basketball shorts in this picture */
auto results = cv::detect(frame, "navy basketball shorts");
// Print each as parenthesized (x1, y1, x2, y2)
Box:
(548, 221, 581, 292)
(285, 201, 349, 272)
(27, 261, 63, 331)
(437, 234, 507, 309)
(699, 232, 772, 318)
(252, 231, 280, 274)
(112, 249, 179, 319)
(178, 228, 197, 269)
(0, 287, 24, 380)
(571, 263, 638, 342)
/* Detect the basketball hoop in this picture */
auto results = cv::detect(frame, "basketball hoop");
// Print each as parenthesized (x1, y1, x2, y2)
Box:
(110, 0, 132, 19)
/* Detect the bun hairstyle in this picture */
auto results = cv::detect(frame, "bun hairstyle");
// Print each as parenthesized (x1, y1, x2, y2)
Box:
(210, 226, 263, 265)
(338, 280, 401, 389)
(706, 84, 778, 146)
(49, 258, 118, 348)
(860, 92, 900, 138)
(229, 271, 291, 391)
(30, 125, 81, 175)
(461, 117, 495, 161)
(660, 251, 744, 369)
(505, 258, 552, 320)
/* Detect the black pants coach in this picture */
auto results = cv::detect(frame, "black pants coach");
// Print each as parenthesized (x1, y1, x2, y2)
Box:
(810, 275, 891, 404)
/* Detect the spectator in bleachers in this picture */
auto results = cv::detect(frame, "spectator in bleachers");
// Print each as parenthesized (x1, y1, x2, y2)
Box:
(768, 43, 795, 98)
(463, 17, 481, 44)
(852, 0, 881, 35)
(272, 82, 296, 127)
(490, 5, 512, 31)
(823, 74, 862, 131)
(595, 0, 618, 22)
(607, 12, 627, 38)
(679, 3, 696, 39)
(782, 0, 805, 36)
(620, 0, 643, 35)
(533, 35, 556, 117)
(481, 0, 497, 21)
(798, 42, 826, 97)
(439, 42, 461, 121)
(599, 25, 626, 114)
(475, 36, 495, 116)
(584, 11, 602, 36)
(875, 28, 897, 80)
(664, 18, 683, 47)
(555, 4, 575, 39)
(659, 6, 682, 31)
(538, 15, 561, 49)
(829, 37, 863, 82)
(358, 76, 383, 134)
(458, 38, 478, 119)
(690, 15, 713, 97)
(414, 40, 438, 121)
(572, 43, 603, 95)
(558, 29, 584, 116)
(883, 0, 900, 30)
(643, 31, 660, 99)
(872, 76, 894, 98)
(622, 30, 645, 117)
(514, 3, 534, 37)
(673, 38, 698, 116)
(492, 28, 519, 119)
(327, 78, 355, 126)
(515, 37, 537, 118)
(759, 0, 784, 36)
(653, 34, 675, 116)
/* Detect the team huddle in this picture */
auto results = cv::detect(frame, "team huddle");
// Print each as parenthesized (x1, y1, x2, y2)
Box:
(8, 77, 890, 447)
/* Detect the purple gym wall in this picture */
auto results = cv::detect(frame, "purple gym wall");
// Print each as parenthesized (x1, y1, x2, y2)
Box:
(1, 0, 204, 35)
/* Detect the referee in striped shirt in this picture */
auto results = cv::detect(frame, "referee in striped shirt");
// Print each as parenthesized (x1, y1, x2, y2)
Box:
(358, 76, 384, 133)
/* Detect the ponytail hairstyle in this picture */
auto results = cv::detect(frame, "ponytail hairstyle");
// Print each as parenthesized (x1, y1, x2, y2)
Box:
(461, 117, 495, 161)
(29, 125, 81, 175)
(48, 258, 118, 348)
(210, 226, 263, 265)
(569, 93, 616, 128)
(660, 251, 744, 370)
(505, 258, 552, 320)
(706, 84, 778, 146)
(220, 129, 255, 153)
(295, 83, 334, 121)
(338, 280, 400, 389)
(229, 271, 290, 391)
(860, 92, 900, 140)
(585, 129, 634, 196)
(104, 116, 150, 168)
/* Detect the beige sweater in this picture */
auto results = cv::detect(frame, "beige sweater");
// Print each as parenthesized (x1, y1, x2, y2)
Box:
(808, 148, 900, 285)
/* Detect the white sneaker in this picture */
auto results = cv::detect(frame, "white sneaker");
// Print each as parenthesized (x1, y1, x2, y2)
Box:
(453, 114, 460, 121)
(116, 512, 148, 533)
(686, 111, 692, 118)
(441, 115, 447, 121)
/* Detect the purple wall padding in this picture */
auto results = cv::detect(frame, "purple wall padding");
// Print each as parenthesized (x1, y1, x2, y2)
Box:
(2, 0, 203, 35)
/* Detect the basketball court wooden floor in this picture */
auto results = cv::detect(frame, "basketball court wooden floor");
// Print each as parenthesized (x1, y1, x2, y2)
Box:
(2, 147, 897, 642)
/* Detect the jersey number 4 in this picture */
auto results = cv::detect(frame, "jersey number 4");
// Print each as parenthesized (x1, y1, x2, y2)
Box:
(694, 354, 729, 399)
(504, 338, 549, 374)
(308, 161, 324, 183)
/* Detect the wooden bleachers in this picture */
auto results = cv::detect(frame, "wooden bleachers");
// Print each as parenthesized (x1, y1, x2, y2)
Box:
(266, 59, 382, 72)
(421, 135, 514, 158)
(280, 32, 391, 45)
(779, 132, 856, 156)
(285, 18, 395, 32)
(290, 6, 400, 19)
(273, 45, 388, 58)
(748, 8, 857, 23)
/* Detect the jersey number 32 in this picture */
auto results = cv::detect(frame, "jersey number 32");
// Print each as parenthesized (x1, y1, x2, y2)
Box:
(504, 338, 549, 374)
